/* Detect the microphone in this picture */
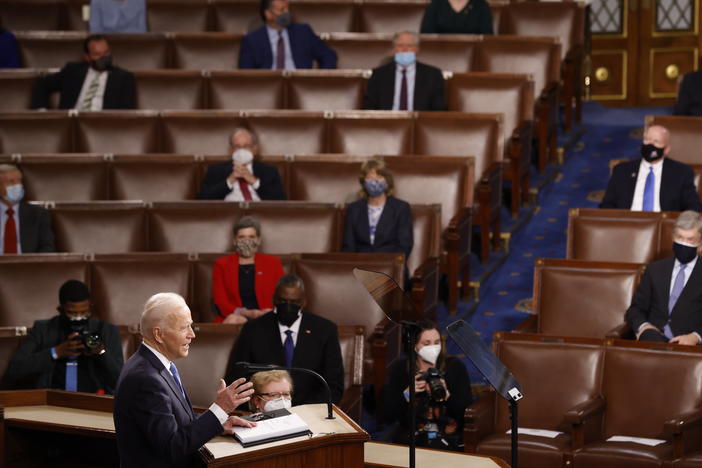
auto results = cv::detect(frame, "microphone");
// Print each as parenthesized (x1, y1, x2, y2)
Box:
(235, 362, 335, 420)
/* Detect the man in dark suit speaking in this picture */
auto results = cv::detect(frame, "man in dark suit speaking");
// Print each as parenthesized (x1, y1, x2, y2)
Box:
(198, 127, 287, 201)
(600, 124, 702, 212)
(626, 211, 702, 345)
(226, 274, 344, 406)
(238, 0, 336, 69)
(363, 31, 447, 111)
(114, 293, 255, 468)
(31, 34, 136, 110)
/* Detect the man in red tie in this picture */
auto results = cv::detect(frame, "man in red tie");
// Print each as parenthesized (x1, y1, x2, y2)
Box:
(0, 164, 54, 254)
(197, 128, 287, 201)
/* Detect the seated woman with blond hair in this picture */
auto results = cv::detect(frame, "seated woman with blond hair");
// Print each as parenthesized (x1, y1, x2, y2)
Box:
(249, 370, 294, 413)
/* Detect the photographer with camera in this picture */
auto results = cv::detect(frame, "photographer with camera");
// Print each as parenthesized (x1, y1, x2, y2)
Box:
(383, 319, 472, 451)
(4, 280, 123, 394)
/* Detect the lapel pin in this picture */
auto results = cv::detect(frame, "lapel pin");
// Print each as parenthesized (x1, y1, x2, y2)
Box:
(305, 329, 311, 334)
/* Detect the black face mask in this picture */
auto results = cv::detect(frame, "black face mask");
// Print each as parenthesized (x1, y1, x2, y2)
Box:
(673, 241, 698, 264)
(275, 302, 301, 327)
(59, 313, 89, 334)
(641, 143, 665, 163)
(90, 55, 112, 72)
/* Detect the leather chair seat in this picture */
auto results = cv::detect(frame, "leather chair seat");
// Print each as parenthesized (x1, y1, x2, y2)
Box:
(672, 451, 702, 467)
(478, 433, 570, 468)
(573, 440, 671, 468)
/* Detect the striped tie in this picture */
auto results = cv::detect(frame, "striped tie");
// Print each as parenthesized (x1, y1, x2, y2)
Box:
(80, 74, 100, 110)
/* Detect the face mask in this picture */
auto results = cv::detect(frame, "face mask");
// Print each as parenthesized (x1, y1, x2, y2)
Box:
(394, 52, 416, 68)
(235, 238, 259, 258)
(275, 11, 292, 28)
(90, 55, 112, 72)
(4, 184, 24, 204)
(60, 314, 89, 333)
(673, 241, 698, 264)
(275, 302, 301, 328)
(364, 179, 387, 198)
(232, 148, 254, 165)
(263, 397, 292, 412)
(417, 344, 441, 365)
(641, 143, 664, 163)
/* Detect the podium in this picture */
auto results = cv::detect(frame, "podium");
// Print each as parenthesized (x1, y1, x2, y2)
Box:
(0, 390, 368, 468)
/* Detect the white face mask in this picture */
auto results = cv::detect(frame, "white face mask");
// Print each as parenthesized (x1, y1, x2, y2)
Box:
(417, 344, 441, 365)
(232, 148, 254, 165)
(4, 184, 24, 204)
(263, 397, 292, 412)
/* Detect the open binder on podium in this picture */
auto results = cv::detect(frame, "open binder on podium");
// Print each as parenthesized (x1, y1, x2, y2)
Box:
(353, 268, 523, 468)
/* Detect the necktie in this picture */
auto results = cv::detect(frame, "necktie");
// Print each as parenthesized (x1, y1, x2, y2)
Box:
(4, 207, 17, 254)
(81, 74, 100, 110)
(65, 358, 78, 392)
(642, 167, 654, 211)
(399, 68, 408, 111)
(169, 362, 186, 398)
(276, 31, 285, 70)
(237, 178, 252, 201)
(283, 330, 294, 367)
(664, 263, 687, 339)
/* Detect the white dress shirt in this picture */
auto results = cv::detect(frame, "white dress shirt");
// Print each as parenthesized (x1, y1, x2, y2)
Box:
(392, 63, 416, 111)
(277, 312, 302, 347)
(141, 342, 228, 424)
(266, 26, 296, 70)
(224, 162, 262, 201)
(630, 159, 663, 211)
(74, 67, 109, 111)
(0, 202, 21, 254)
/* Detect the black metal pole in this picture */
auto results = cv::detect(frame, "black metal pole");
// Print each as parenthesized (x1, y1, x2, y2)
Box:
(510, 399, 518, 468)
(404, 324, 416, 468)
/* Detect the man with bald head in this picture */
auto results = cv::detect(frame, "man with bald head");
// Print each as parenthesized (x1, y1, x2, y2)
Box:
(114, 293, 255, 468)
(600, 124, 702, 212)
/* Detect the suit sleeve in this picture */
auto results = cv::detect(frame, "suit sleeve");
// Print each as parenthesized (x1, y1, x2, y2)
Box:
(31, 69, 66, 109)
(678, 163, 702, 211)
(92, 322, 124, 394)
(430, 69, 447, 111)
(420, 1, 438, 33)
(306, 25, 337, 69)
(256, 166, 287, 200)
(225, 321, 253, 383)
(238, 34, 256, 69)
(341, 206, 357, 252)
(322, 322, 344, 403)
(674, 74, 693, 116)
(363, 72, 382, 110)
(4, 322, 55, 388)
(36, 207, 55, 253)
(599, 165, 623, 209)
(625, 267, 654, 334)
(116, 71, 137, 109)
(383, 359, 409, 425)
(397, 201, 414, 260)
(444, 358, 472, 424)
(198, 164, 231, 200)
(212, 259, 235, 321)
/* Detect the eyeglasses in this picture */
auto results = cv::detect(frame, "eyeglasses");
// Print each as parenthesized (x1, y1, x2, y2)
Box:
(256, 392, 293, 399)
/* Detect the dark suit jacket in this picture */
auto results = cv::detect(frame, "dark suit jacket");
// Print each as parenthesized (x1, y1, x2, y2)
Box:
(625, 257, 702, 338)
(599, 158, 702, 212)
(363, 61, 447, 111)
(238, 23, 337, 69)
(197, 161, 287, 200)
(3, 316, 122, 393)
(225, 311, 344, 406)
(18, 202, 55, 253)
(674, 69, 702, 116)
(30, 61, 136, 110)
(342, 196, 413, 259)
(114, 345, 223, 468)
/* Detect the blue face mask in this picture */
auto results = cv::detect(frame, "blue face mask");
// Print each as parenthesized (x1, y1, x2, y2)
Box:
(4, 184, 24, 204)
(394, 52, 416, 68)
(364, 179, 387, 198)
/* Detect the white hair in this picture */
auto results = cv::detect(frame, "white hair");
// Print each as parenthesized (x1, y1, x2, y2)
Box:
(0, 164, 20, 175)
(140, 292, 188, 339)
(675, 210, 702, 237)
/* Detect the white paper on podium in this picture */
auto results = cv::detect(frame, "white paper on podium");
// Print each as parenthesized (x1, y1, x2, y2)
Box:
(506, 427, 563, 438)
(233, 413, 309, 445)
(606, 435, 666, 446)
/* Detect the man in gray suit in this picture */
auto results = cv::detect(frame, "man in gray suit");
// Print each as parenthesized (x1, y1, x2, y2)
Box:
(0, 164, 54, 254)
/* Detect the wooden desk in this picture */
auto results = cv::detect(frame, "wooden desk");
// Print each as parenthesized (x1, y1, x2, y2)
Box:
(364, 442, 510, 468)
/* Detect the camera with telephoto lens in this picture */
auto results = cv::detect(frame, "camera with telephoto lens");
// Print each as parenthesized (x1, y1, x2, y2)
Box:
(418, 367, 447, 402)
(70, 320, 103, 352)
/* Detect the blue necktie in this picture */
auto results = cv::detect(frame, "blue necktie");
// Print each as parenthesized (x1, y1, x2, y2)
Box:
(664, 263, 687, 339)
(284, 330, 294, 367)
(169, 362, 186, 398)
(642, 167, 655, 211)
(65, 357, 78, 392)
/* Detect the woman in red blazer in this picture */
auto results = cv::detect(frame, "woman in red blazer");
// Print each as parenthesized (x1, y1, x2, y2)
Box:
(212, 216, 284, 324)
